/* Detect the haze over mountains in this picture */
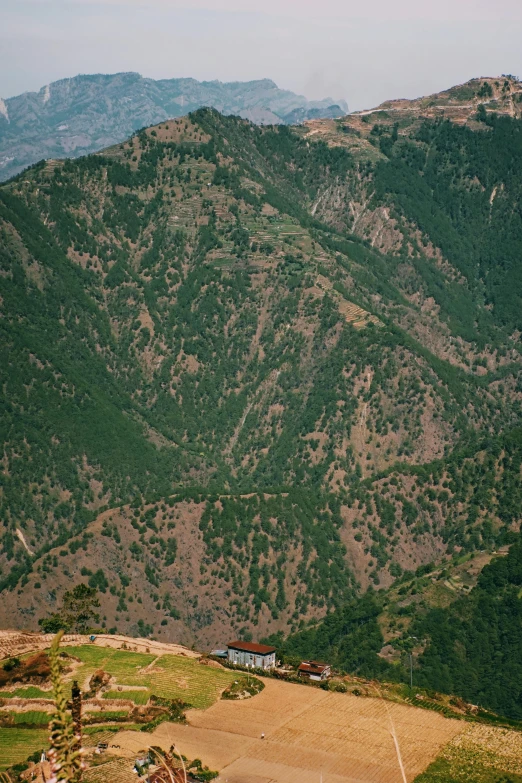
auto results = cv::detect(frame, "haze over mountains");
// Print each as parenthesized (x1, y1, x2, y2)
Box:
(0, 74, 521, 722)
(0, 72, 348, 182)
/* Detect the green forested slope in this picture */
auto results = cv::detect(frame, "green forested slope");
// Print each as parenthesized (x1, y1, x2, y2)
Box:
(412, 531, 522, 719)
(371, 113, 522, 336)
(272, 427, 522, 719)
(0, 106, 521, 644)
(274, 523, 522, 720)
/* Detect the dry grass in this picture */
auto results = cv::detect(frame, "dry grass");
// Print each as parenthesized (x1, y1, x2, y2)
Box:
(446, 723, 522, 775)
(83, 757, 137, 783)
(414, 722, 522, 782)
(110, 678, 464, 783)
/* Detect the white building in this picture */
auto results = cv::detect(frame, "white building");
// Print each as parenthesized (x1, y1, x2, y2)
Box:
(227, 640, 276, 670)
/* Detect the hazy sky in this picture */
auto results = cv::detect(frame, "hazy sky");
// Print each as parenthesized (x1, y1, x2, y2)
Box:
(2, 0, 522, 110)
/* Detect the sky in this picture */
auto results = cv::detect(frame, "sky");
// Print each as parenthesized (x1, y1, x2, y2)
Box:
(2, 0, 522, 110)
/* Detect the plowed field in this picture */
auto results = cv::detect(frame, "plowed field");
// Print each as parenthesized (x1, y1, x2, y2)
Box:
(111, 678, 464, 783)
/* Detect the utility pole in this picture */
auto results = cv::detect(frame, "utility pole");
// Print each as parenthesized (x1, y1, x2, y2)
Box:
(406, 636, 417, 693)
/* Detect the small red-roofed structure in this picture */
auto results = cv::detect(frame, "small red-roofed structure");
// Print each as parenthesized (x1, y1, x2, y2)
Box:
(297, 660, 331, 681)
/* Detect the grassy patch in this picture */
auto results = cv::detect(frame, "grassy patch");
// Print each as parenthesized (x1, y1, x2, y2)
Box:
(83, 724, 141, 736)
(84, 709, 129, 723)
(115, 654, 236, 709)
(221, 675, 264, 700)
(103, 689, 150, 704)
(8, 710, 52, 726)
(415, 757, 522, 782)
(61, 645, 155, 695)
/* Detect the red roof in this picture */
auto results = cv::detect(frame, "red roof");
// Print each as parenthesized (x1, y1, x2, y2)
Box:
(298, 661, 330, 674)
(228, 640, 276, 654)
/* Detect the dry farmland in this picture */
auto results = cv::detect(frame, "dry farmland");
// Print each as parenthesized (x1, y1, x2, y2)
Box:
(111, 678, 465, 783)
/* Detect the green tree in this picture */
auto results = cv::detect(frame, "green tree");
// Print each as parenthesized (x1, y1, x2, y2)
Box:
(39, 584, 100, 633)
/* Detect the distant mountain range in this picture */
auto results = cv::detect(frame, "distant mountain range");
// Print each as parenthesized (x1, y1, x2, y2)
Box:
(0, 72, 348, 180)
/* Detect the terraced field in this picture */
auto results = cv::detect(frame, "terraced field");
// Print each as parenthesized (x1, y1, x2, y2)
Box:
(315, 275, 380, 328)
(2, 642, 521, 782)
(0, 686, 50, 699)
(0, 643, 238, 771)
(108, 655, 235, 709)
(61, 645, 155, 695)
(0, 645, 235, 781)
(83, 728, 124, 748)
(58, 645, 235, 709)
(9, 710, 51, 726)
(0, 728, 48, 770)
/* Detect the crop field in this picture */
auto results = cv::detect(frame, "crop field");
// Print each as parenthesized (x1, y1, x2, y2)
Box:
(0, 645, 235, 770)
(119, 654, 236, 708)
(61, 645, 155, 693)
(103, 689, 150, 704)
(0, 686, 50, 699)
(83, 757, 137, 783)
(83, 729, 122, 747)
(60, 645, 236, 709)
(58, 646, 234, 709)
(8, 710, 51, 726)
(112, 678, 465, 783)
(0, 728, 48, 770)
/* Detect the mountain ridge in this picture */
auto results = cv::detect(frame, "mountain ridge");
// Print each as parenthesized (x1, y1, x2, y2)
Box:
(0, 71, 348, 181)
(303, 75, 522, 163)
